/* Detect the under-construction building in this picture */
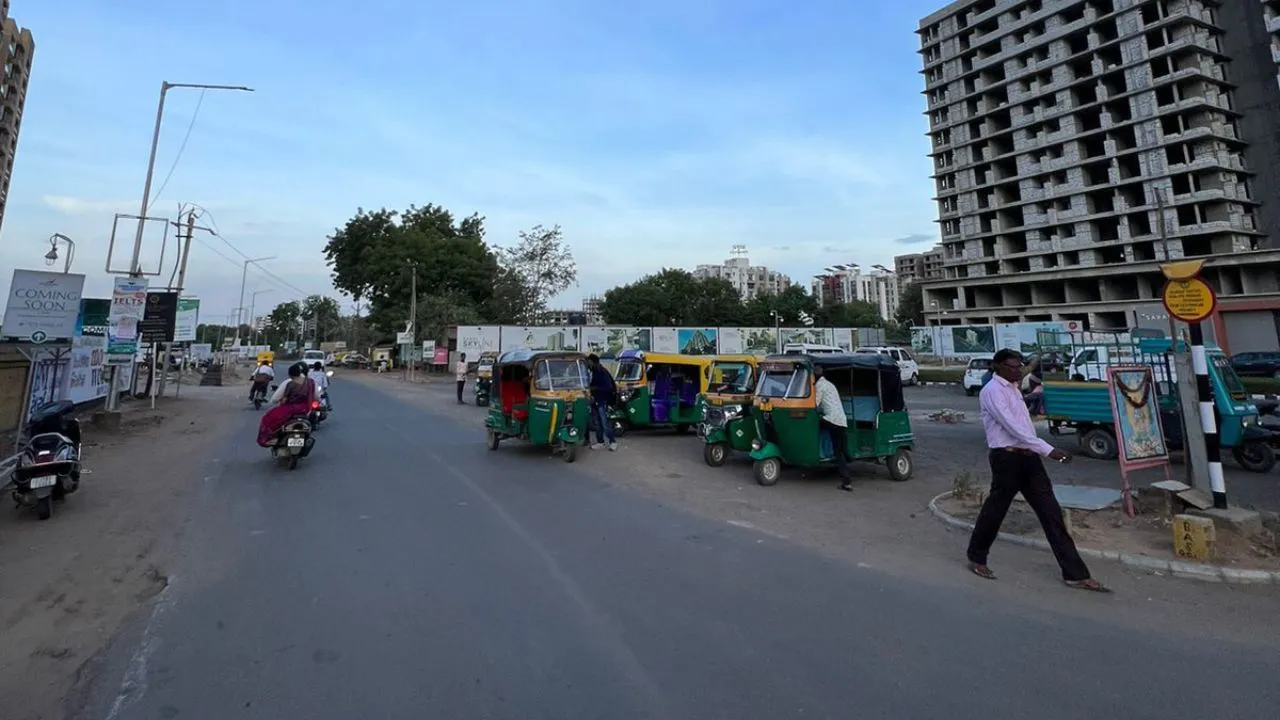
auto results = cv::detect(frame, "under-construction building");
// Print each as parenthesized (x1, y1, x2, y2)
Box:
(0, 0, 33, 233)
(918, 0, 1280, 350)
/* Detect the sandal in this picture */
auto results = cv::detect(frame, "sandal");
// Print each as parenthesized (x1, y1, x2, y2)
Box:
(968, 563, 997, 580)
(1065, 578, 1112, 593)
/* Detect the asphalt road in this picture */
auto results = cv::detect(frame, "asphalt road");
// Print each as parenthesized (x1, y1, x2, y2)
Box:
(82, 378, 1279, 720)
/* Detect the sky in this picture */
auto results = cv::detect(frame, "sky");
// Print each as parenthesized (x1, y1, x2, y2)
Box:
(1, 0, 945, 323)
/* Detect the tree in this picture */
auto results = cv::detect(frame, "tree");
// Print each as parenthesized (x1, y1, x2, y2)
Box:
(741, 285, 818, 327)
(817, 300, 885, 328)
(599, 269, 745, 326)
(265, 300, 302, 347)
(301, 295, 342, 342)
(895, 281, 925, 327)
(493, 224, 577, 325)
(323, 203, 500, 334)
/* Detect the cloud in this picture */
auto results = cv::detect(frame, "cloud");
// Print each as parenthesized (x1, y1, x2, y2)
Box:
(42, 195, 130, 216)
(893, 233, 935, 246)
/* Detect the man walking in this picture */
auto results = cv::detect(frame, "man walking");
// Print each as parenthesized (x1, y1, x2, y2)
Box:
(587, 354, 618, 451)
(813, 365, 853, 491)
(967, 349, 1110, 592)
(455, 353, 468, 404)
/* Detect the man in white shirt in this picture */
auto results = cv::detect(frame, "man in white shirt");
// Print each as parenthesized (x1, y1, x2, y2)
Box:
(813, 365, 853, 491)
(250, 361, 275, 401)
(308, 362, 331, 409)
(455, 353, 469, 404)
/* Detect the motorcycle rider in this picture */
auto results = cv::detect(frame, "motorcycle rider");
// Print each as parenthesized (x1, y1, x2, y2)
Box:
(308, 361, 331, 410)
(250, 359, 275, 402)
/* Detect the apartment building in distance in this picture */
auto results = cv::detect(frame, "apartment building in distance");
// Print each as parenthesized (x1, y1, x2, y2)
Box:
(894, 246, 946, 282)
(918, 0, 1280, 352)
(0, 0, 34, 233)
(811, 265, 902, 321)
(693, 245, 793, 300)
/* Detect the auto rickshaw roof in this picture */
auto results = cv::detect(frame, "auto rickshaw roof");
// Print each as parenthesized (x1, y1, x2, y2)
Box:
(640, 352, 714, 365)
(762, 352, 898, 370)
(495, 349, 587, 367)
(712, 354, 760, 364)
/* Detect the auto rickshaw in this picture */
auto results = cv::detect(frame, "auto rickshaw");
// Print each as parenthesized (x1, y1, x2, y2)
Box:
(474, 350, 499, 406)
(256, 349, 275, 365)
(484, 350, 592, 462)
(697, 354, 761, 466)
(748, 353, 915, 486)
(610, 350, 713, 434)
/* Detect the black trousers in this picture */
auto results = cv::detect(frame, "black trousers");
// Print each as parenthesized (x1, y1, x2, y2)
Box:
(456, 380, 465, 403)
(820, 420, 851, 481)
(967, 449, 1090, 582)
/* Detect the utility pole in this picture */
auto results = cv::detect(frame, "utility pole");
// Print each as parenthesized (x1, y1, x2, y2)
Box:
(157, 210, 211, 402)
(234, 256, 275, 347)
(409, 262, 417, 382)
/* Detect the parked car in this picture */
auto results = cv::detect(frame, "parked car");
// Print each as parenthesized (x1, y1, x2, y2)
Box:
(1230, 351, 1280, 379)
(963, 355, 994, 396)
(1026, 350, 1067, 375)
(854, 346, 920, 386)
(340, 353, 370, 368)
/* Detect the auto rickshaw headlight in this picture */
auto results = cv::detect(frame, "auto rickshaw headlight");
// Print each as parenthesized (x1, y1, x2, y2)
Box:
(751, 439, 763, 450)
(723, 404, 743, 419)
(1242, 414, 1257, 427)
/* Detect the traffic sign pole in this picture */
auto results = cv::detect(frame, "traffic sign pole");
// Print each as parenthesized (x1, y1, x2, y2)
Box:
(1160, 260, 1226, 509)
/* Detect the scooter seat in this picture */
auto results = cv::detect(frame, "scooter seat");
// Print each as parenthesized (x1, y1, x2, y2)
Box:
(28, 433, 73, 451)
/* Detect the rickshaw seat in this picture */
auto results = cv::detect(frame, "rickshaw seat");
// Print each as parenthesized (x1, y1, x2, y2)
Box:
(651, 397, 671, 423)
(678, 382, 698, 406)
(501, 383, 528, 416)
(851, 396, 879, 426)
(512, 406, 529, 421)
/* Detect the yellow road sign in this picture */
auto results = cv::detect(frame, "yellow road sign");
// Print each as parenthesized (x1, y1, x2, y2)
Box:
(1161, 277, 1217, 323)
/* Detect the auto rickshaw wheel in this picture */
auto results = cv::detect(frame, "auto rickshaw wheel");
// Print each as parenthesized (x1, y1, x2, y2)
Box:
(1232, 442, 1276, 473)
(753, 458, 781, 487)
(613, 420, 627, 438)
(675, 424, 690, 435)
(888, 448, 913, 481)
(1080, 428, 1118, 460)
(486, 430, 500, 451)
(562, 444, 577, 463)
(704, 442, 728, 467)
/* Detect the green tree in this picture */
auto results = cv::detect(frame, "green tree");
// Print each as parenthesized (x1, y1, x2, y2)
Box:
(895, 281, 925, 327)
(493, 224, 577, 325)
(741, 285, 818, 326)
(265, 300, 302, 348)
(323, 203, 500, 334)
(301, 295, 342, 342)
(817, 300, 885, 328)
(599, 269, 745, 326)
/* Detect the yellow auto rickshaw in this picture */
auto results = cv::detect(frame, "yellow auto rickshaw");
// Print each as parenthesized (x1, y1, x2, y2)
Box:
(256, 350, 275, 365)
(485, 350, 592, 462)
(610, 350, 714, 434)
(474, 350, 500, 406)
(697, 354, 762, 466)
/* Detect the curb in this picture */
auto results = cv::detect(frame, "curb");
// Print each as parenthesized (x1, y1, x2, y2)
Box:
(927, 490, 1279, 585)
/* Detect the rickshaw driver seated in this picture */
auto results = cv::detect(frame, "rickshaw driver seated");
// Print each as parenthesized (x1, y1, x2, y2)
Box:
(813, 365, 855, 492)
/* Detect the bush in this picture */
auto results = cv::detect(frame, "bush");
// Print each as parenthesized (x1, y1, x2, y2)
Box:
(1243, 377, 1280, 396)
(919, 368, 963, 384)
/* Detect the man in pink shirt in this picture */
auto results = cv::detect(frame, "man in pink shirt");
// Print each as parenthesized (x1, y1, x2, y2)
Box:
(966, 349, 1110, 592)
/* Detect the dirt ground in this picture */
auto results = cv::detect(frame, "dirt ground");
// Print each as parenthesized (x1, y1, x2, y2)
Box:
(938, 488, 1280, 573)
(0, 386, 241, 720)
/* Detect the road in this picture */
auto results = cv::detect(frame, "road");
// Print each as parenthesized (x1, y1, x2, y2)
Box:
(79, 376, 1280, 720)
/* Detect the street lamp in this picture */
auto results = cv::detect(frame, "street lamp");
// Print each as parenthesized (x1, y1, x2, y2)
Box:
(233, 256, 276, 346)
(44, 233, 76, 273)
(127, 81, 254, 276)
(248, 289, 273, 344)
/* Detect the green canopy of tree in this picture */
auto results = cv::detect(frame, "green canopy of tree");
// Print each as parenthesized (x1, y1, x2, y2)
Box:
(598, 269, 747, 326)
(741, 285, 819, 327)
(895, 281, 925, 327)
(491, 225, 577, 325)
(817, 300, 884, 329)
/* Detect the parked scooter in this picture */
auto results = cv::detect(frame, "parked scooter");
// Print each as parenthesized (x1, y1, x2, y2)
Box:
(270, 414, 315, 470)
(11, 401, 83, 519)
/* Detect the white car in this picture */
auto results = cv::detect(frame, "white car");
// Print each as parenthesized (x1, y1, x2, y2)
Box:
(301, 350, 327, 368)
(963, 355, 994, 396)
(854, 346, 920, 386)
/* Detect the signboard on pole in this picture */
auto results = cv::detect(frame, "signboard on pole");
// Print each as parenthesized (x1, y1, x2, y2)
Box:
(396, 331, 414, 345)
(108, 277, 149, 363)
(173, 297, 200, 342)
(1160, 259, 1217, 323)
(139, 291, 179, 343)
(1, 269, 86, 344)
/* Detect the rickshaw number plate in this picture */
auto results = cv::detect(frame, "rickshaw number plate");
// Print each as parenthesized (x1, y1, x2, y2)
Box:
(287, 437, 305, 448)
(29, 475, 57, 489)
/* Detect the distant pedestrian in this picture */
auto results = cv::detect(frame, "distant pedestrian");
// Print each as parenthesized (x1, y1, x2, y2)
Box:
(586, 354, 618, 451)
(455, 353, 468, 404)
(966, 348, 1110, 592)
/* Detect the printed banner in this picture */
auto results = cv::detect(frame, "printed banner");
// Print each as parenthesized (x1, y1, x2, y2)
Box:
(108, 277, 149, 362)
(1, 269, 86, 343)
(173, 297, 200, 342)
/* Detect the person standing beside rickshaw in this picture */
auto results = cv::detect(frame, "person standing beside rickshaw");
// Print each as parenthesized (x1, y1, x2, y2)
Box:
(587, 354, 618, 451)
(455, 353, 469, 404)
(813, 365, 853, 491)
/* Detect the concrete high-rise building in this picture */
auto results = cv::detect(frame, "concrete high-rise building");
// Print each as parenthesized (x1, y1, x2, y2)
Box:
(895, 246, 947, 283)
(0, 0, 34, 233)
(811, 265, 902, 321)
(917, 0, 1280, 349)
(693, 245, 792, 300)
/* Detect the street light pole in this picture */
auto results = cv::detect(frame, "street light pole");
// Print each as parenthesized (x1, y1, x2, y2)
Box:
(234, 256, 276, 347)
(45, 234, 76, 273)
(249, 289, 273, 345)
(408, 261, 417, 382)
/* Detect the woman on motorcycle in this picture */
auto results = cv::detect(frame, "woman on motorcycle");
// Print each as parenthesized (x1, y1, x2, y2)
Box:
(256, 363, 320, 446)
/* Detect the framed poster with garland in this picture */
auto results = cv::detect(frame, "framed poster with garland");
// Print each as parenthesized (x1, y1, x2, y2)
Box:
(1107, 365, 1172, 516)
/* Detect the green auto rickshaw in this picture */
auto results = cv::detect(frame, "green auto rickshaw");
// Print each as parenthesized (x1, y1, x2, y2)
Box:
(697, 354, 761, 467)
(473, 350, 499, 406)
(748, 353, 915, 486)
(484, 350, 592, 462)
(611, 350, 713, 435)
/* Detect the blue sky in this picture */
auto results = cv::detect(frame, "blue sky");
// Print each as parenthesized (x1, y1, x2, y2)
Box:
(2, 0, 943, 321)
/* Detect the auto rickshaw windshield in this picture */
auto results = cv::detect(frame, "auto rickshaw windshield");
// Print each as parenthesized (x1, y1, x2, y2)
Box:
(1210, 355, 1248, 400)
(756, 366, 811, 399)
(711, 362, 754, 393)
(534, 358, 591, 391)
(615, 360, 644, 382)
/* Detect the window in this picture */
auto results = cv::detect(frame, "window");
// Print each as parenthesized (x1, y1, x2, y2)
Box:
(1210, 355, 1246, 400)
(1073, 349, 1099, 364)
(968, 358, 990, 369)
(756, 367, 812, 399)
(900, 350, 915, 362)
(534, 358, 591, 391)
(615, 361, 643, 381)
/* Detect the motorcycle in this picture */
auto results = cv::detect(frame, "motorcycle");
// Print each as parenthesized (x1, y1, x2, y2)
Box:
(11, 401, 83, 520)
(250, 379, 274, 409)
(271, 414, 315, 470)
(309, 396, 328, 427)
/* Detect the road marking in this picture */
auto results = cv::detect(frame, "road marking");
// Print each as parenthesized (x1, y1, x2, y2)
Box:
(727, 519, 789, 540)
(104, 576, 179, 720)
